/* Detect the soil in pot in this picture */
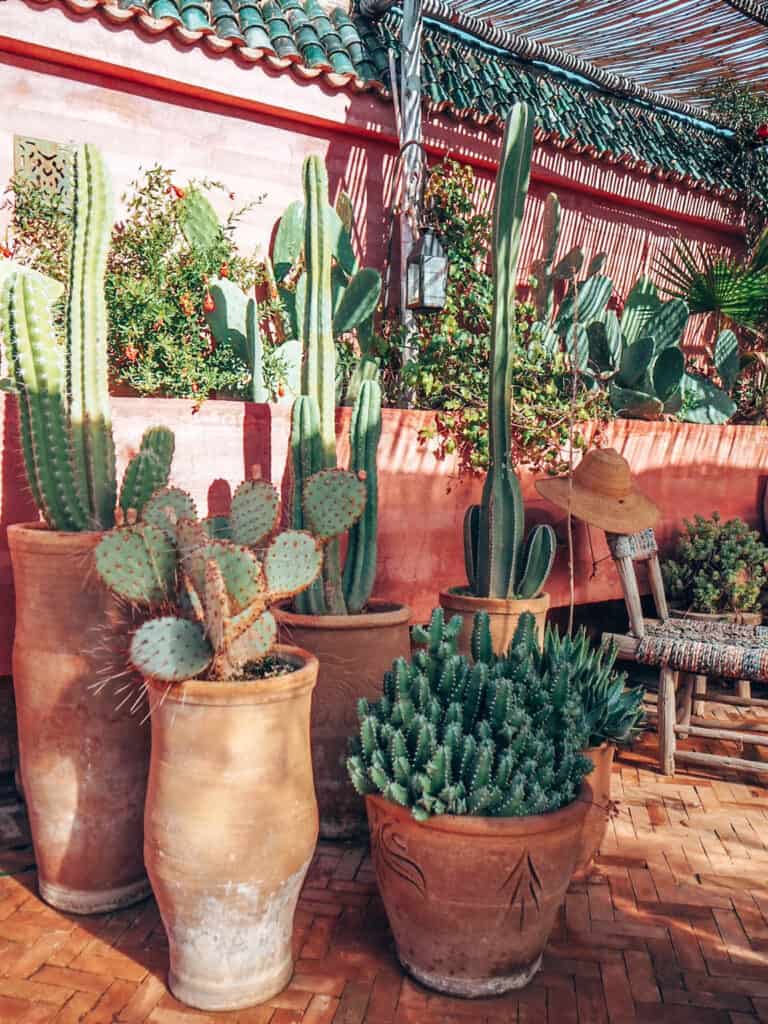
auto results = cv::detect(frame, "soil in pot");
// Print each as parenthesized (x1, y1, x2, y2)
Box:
(572, 743, 615, 881)
(143, 646, 318, 1012)
(275, 600, 411, 840)
(366, 783, 591, 997)
(439, 588, 550, 657)
(8, 523, 151, 914)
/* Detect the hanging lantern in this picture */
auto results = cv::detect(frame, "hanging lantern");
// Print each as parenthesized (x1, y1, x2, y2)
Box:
(406, 228, 448, 311)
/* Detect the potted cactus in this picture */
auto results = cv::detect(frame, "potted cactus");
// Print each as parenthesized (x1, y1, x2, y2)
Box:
(0, 144, 175, 913)
(347, 607, 601, 996)
(94, 480, 322, 1011)
(572, 643, 645, 880)
(273, 156, 411, 839)
(439, 104, 556, 655)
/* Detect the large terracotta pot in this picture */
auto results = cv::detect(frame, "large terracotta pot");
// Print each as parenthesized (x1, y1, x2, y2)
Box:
(8, 523, 150, 914)
(366, 783, 590, 997)
(144, 646, 318, 1012)
(274, 600, 411, 839)
(572, 743, 615, 881)
(439, 588, 550, 657)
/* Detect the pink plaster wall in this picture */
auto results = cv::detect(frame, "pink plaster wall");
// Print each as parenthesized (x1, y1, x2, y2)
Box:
(0, 395, 766, 675)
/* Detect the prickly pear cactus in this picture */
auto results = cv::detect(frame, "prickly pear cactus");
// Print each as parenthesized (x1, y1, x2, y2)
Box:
(96, 477, 323, 683)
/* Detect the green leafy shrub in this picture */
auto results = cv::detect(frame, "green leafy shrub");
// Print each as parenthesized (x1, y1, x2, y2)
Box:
(5, 166, 286, 401)
(377, 159, 605, 476)
(347, 608, 601, 820)
(662, 512, 768, 614)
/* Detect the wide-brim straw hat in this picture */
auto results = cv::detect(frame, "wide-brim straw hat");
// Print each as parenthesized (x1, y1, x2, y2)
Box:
(535, 448, 660, 534)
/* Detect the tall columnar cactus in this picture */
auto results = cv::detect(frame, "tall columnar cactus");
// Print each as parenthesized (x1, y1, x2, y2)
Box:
(463, 105, 556, 601)
(287, 156, 383, 616)
(0, 144, 174, 530)
(95, 479, 322, 682)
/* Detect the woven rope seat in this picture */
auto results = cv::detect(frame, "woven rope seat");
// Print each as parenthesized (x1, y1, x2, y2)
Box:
(635, 619, 768, 681)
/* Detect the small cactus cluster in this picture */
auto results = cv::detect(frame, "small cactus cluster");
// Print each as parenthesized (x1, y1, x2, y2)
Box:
(94, 480, 323, 682)
(0, 144, 175, 530)
(347, 609, 602, 821)
(287, 156, 383, 615)
(464, 104, 556, 601)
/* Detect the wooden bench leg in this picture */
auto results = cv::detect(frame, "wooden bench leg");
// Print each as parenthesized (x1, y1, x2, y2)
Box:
(693, 674, 707, 718)
(659, 667, 677, 776)
(737, 680, 751, 702)
(676, 673, 694, 734)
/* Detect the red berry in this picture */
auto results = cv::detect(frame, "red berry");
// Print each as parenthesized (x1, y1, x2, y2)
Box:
(203, 293, 216, 314)
(172, 185, 186, 199)
(125, 344, 139, 363)
(219, 263, 229, 278)
(278, 386, 285, 398)
(0, 246, 11, 259)
(757, 124, 768, 140)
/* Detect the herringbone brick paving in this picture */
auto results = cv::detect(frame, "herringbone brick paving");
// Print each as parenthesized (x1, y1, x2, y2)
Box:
(1, 726, 768, 1023)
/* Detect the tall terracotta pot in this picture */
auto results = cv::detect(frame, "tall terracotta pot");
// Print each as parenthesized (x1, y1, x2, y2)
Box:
(144, 646, 318, 1012)
(439, 588, 550, 657)
(572, 743, 615, 881)
(366, 783, 590, 997)
(8, 523, 150, 914)
(275, 600, 411, 839)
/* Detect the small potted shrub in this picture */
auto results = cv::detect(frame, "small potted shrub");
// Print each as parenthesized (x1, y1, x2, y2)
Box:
(662, 512, 768, 623)
(573, 649, 645, 880)
(1, 144, 174, 913)
(347, 607, 608, 996)
(95, 480, 324, 1011)
(439, 104, 555, 655)
(273, 155, 411, 838)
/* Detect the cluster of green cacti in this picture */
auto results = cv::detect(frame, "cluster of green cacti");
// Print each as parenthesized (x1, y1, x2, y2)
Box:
(347, 608, 599, 821)
(273, 172, 382, 405)
(463, 104, 556, 601)
(288, 156, 383, 615)
(177, 187, 302, 402)
(94, 479, 326, 682)
(0, 144, 174, 530)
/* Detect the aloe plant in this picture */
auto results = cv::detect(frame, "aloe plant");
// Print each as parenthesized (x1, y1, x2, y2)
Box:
(0, 144, 174, 530)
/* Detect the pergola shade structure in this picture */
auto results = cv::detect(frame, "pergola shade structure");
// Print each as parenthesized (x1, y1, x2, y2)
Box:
(431, 0, 768, 107)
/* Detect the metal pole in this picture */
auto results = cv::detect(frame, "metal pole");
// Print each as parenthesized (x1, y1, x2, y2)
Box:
(399, 0, 423, 399)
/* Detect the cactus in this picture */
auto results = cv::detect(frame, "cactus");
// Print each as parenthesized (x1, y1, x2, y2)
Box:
(286, 157, 382, 616)
(346, 610, 598, 820)
(463, 104, 556, 601)
(0, 144, 174, 531)
(95, 478, 322, 683)
(178, 188, 222, 252)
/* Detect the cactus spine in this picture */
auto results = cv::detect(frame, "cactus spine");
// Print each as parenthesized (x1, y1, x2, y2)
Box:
(289, 156, 382, 616)
(0, 144, 174, 531)
(465, 104, 556, 601)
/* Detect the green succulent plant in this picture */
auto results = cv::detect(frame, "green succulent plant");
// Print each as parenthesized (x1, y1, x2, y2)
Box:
(662, 512, 768, 615)
(347, 609, 601, 821)
(94, 479, 322, 682)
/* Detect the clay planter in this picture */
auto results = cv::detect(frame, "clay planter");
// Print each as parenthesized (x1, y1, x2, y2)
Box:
(439, 588, 550, 657)
(274, 600, 411, 839)
(144, 646, 318, 1012)
(366, 784, 590, 996)
(572, 743, 615, 881)
(8, 523, 150, 913)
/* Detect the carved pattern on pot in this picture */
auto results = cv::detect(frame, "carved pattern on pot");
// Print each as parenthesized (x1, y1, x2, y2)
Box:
(369, 815, 427, 899)
(500, 849, 543, 932)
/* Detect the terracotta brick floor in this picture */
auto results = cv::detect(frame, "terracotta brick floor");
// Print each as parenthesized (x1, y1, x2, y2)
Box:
(1, 728, 768, 1023)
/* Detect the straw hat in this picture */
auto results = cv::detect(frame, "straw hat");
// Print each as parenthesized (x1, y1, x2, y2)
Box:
(535, 448, 659, 534)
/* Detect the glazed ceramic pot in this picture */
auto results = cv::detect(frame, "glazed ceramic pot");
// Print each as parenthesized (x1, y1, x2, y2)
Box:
(439, 588, 550, 657)
(144, 646, 318, 1012)
(366, 783, 591, 997)
(275, 600, 411, 839)
(572, 743, 615, 881)
(8, 523, 151, 914)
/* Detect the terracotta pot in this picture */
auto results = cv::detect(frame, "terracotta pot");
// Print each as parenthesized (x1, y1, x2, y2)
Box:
(366, 784, 591, 997)
(572, 743, 615, 881)
(274, 600, 411, 839)
(8, 523, 150, 913)
(144, 646, 318, 1012)
(439, 588, 550, 657)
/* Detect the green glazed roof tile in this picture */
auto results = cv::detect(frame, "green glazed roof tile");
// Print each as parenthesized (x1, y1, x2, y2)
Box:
(180, 0, 212, 30)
